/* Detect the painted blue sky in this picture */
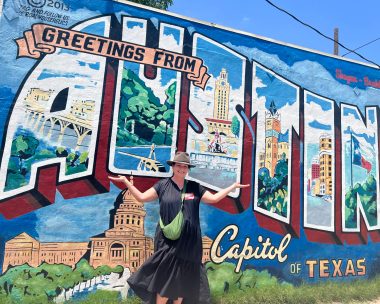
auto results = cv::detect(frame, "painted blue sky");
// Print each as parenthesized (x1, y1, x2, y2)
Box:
(163, 27, 180, 45)
(160, 69, 177, 87)
(78, 61, 100, 70)
(343, 107, 360, 120)
(0, 184, 160, 243)
(306, 95, 332, 111)
(343, 126, 376, 147)
(342, 107, 377, 129)
(342, 116, 376, 179)
(368, 110, 376, 124)
(196, 38, 243, 89)
(126, 21, 144, 29)
(37, 70, 91, 80)
(161, 26, 182, 87)
(80, 22, 105, 36)
(308, 120, 331, 131)
(306, 144, 319, 168)
(306, 95, 333, 131)
(256, 66, 297, 109)
(342, 106, 377, 147)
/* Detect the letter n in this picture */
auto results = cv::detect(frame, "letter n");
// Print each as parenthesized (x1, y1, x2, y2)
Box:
(338, 104, 380, 244)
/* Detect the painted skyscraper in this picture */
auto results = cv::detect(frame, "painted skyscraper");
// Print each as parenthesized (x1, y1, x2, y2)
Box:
(265, 101, 281, 177)
(315, 134, 333, 197)
(213, 68, 230, 120)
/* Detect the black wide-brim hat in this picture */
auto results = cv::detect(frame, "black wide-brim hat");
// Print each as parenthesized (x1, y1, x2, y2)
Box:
(167, 151, 195, 168)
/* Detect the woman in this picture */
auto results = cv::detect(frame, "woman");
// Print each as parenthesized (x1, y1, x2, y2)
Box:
(109, 151, 249, 304)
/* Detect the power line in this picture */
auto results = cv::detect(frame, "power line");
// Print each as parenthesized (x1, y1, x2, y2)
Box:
(341, 37, 380, 57)
(264, 0, 380, 69)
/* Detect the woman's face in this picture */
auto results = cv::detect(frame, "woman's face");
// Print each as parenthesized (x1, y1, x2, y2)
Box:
(172, 163, 189, 179)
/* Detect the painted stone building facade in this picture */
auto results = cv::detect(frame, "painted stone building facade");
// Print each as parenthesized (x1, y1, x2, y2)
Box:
(2, 233, 89, 270)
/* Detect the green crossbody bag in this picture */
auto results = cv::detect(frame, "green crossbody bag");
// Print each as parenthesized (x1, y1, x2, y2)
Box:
(159, 181, 187, 240)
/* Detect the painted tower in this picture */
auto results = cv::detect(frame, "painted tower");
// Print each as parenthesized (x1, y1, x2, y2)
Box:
(318, 134, 333, 196)
(213, 68, 230, 120)
(265, 101, 281, 176)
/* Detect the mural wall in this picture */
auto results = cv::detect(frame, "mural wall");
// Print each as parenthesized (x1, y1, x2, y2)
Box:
(0, 0, 379, 302)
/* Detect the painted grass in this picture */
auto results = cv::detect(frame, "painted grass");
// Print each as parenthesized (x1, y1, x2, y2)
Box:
(65, 290, 141, 304)
(214, 277, 380, 304)
(63, 276, 380, 304)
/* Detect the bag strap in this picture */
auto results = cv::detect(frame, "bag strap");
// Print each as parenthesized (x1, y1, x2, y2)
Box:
(180, 180, 187, 210)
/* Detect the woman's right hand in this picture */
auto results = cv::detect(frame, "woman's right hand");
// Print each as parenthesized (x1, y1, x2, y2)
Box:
(108, 175, 158, 202)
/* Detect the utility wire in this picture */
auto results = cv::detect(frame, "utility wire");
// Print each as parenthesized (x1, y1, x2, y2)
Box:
(264, 0, 380, 69)
(341, 37, 380, 57)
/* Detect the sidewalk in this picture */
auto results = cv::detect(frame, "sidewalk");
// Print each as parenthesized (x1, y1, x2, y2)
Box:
(334, 300, 380, 304)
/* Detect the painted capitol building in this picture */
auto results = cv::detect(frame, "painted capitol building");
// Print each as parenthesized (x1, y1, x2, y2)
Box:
(2, 180, 214, 273)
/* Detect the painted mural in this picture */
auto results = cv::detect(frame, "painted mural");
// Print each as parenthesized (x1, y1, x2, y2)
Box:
(0, 0, 380, 303)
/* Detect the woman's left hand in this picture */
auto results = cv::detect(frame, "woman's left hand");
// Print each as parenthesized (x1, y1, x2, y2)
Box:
(233, 182, 250, 189)
(201, 182, 250, 204)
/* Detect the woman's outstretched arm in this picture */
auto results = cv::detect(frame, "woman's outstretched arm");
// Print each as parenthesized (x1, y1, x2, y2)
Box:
(109, 175, 158, 202)
(201, 182, 250, 204)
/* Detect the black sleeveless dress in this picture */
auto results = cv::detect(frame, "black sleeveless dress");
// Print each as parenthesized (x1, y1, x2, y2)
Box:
(127, 178, 209, 303)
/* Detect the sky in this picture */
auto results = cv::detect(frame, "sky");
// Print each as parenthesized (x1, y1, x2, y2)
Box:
(169, 0, 380, 69)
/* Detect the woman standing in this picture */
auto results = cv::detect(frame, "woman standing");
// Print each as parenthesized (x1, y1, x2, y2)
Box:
(109, 152, 249, 304)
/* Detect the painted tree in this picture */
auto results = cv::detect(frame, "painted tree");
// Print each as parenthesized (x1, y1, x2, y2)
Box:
(119, 69, 161, 143)
(345, 174, 378, 228)
(155, 82, 176, 145)
(118, 69, 176, 146)
(74, 259, 96, 284)
(231, 116, 240, 138)
(0, 258, 124, 303)
(10, 135, 39, 173)
(257, 159, 288, 217)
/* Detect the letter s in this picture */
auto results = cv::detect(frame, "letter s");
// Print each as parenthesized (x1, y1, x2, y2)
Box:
(356, 258, 366, 276)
